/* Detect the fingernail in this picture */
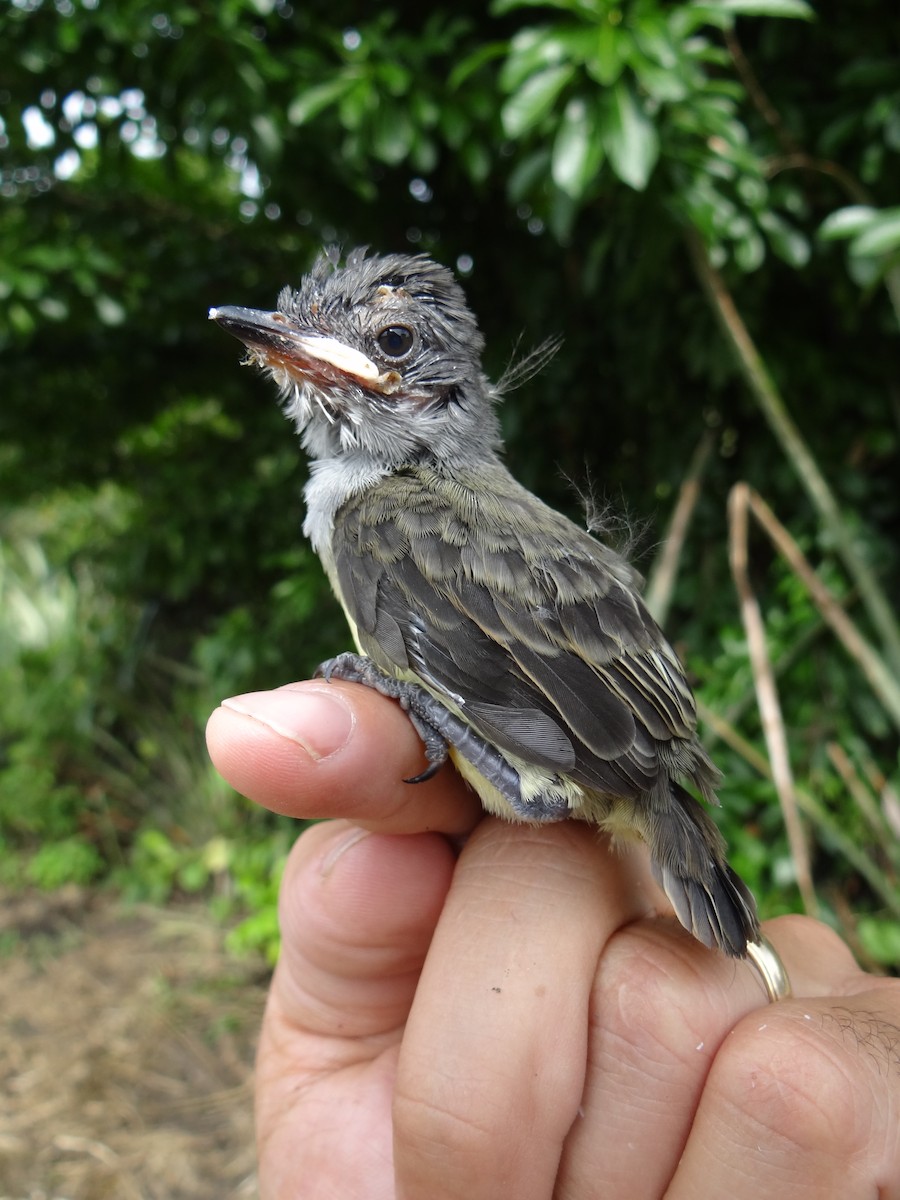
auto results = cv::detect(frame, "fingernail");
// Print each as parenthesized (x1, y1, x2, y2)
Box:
(219, 686, 354, 760)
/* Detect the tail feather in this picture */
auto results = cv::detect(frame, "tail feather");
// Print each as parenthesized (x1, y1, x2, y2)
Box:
(653, 858, 759, 958)
(647, 787, 760, 958)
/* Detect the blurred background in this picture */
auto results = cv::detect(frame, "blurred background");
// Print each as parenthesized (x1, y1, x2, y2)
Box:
(2, 0, 899, 970)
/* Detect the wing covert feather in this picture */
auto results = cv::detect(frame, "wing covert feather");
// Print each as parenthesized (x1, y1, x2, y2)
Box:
(331, 465, 701, 793)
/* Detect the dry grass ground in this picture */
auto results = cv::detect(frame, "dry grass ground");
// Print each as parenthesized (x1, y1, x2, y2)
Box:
(0, 888, 266, 1199)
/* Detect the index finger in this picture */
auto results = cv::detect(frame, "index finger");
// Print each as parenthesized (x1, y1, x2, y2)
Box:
(206, 679, 482, 835)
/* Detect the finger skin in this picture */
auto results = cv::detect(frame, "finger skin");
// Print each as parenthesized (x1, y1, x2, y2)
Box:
(256, 820, 457, 1200)
(559, 914, 900, 1200)
(665, 918, 900, 1200)
(392, 819, 659, 1200)
(556, 918, 775, 1199)
(206, 680, 481, 834)
(668, 990, 900, 1199)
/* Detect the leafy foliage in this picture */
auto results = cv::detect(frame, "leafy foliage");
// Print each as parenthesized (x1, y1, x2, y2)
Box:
(1, 0, 897, 960)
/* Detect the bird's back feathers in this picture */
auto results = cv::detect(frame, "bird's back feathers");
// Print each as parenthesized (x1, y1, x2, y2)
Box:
(332, 461, 715, 804)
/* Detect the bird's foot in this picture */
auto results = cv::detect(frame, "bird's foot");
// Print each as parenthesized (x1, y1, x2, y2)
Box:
(315, 653, 530, 807)
(316, 653, 447, 781)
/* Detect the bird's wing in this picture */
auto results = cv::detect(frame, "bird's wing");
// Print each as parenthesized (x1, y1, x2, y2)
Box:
(331, 466, 700, 797)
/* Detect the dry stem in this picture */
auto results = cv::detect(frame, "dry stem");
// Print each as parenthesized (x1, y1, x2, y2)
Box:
(728, 482, 818, 915)
(645, 430, 714, 627)
(685, 225, 900, 676)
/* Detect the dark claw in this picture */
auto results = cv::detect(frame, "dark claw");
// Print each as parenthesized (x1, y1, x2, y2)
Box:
(404, 709, 450, 784)
(404, 760, 445, 785)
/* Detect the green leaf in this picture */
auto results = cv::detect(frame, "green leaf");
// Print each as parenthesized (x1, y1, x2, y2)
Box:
(856, 916, 900, 966)
(635, 62, 691, 103)
(884, 107, 900, 154)
(377, 61, 412, 97)
(370, 105, 415, 165)
(759, 211, 810, 268)
(500, 28, 569, 93)
(491, 0, 582, 13)
(26, 837, 102, 888)
(501, 64, 574, 139)
(632, 12, 678, 69)
(411, 134, 439, 174)
(551, 97, 604, 199)
(338, 81, 372, 132)
(599, 82, 659, 191)
(851, 211, 900, 258)
(37, 296, 69, 321)
(709, 0, 814, 17)
(95, 294, 127, 326)
(591, 20, 626, 87)
(57, 19, 82, 52)
(506, 148, 552, 203)
(670, 5, 732, 35)
(461, 140, 492, 184)
(287, 76, 353, 126)
(250, 113, 282, 159)
(439, 104, 471, 149)
(411, 93, 440, 128)
(237, 61, 265, 98)
(818, 205, 878, 241)
(846, 252, 883, 288)
(448, 41, 507, 90)
(734, 227, 765, 271)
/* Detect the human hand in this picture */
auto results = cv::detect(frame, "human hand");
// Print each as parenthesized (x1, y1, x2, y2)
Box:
(207, 681, 900, 1199)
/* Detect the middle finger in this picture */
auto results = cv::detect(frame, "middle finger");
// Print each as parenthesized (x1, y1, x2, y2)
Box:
(557, 915, 773, 1198)
(392, 819, 656, 1200)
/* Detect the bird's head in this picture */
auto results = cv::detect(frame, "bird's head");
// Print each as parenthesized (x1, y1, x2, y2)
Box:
(210, 247, 501, 466)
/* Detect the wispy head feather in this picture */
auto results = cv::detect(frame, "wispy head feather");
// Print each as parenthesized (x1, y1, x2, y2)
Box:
(494, 335, 563, 397)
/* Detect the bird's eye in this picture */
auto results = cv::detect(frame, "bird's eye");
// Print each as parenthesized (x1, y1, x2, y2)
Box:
(376, 325, 415, 358)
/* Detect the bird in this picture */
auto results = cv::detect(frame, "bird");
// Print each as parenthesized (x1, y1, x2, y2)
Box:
(210, 246, 760, 958)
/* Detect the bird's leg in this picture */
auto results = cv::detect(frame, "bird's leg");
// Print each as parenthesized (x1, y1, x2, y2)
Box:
(315, 652, 530, 805)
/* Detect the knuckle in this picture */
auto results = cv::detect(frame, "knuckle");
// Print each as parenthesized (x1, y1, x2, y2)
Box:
(713, 1012, 871, 1157)
(594, 929, 718, 1071)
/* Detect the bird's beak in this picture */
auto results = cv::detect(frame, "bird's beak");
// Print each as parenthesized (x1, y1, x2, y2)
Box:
(209, 305, 399, 392)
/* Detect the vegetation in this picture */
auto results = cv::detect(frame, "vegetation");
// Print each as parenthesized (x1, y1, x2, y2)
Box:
(2, 0, 898, 966)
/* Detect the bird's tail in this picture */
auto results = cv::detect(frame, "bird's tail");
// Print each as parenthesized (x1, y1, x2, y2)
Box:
(646, 786, 760, 958)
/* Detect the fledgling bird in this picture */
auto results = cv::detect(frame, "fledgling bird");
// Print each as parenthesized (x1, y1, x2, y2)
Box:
(210, 247, 760, 958)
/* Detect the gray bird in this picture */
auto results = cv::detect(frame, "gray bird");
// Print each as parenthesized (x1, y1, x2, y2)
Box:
(210, 247, 760, 958)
